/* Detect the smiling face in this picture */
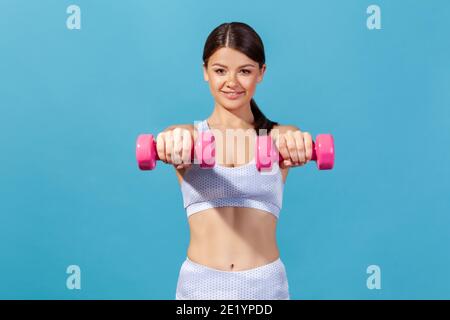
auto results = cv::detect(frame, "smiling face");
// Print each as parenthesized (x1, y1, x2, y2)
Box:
(203, 47, 266, 112)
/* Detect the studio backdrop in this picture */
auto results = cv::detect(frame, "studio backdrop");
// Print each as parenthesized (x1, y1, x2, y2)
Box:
(0, 0, 449, 299)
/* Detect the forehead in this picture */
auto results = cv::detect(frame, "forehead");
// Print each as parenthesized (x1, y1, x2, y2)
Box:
(209, 47, 255, 67)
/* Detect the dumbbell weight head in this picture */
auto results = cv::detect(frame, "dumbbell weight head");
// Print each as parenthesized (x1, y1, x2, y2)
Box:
(314, 134, 334, 170)
(255, 135, 277, 172)
(136, 134, 158, 170)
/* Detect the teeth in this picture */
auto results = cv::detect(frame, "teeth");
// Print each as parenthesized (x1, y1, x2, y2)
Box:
(224, 92, 242, 96)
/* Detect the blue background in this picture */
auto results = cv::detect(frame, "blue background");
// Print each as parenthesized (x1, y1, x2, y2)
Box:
(1, 0, 449, 299)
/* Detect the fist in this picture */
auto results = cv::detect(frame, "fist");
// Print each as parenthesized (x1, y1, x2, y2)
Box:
(272, 128, 313, 169)
(156, 127, 195, 169)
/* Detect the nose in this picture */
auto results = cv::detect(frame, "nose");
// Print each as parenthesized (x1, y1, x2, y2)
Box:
(226, 77, 239, 89)
(226, 72, 239, 85)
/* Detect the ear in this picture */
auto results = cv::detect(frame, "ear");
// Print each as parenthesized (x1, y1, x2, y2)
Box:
(203, 63, 209, 82)
(257, 64, 266, 83)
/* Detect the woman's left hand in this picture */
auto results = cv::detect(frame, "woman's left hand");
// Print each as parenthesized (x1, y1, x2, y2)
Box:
(272, 127, 313, 169)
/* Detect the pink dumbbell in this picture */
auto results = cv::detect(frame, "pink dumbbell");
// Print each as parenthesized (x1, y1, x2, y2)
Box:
(136, 131, 216, 170)
(256, 134, 335, 171)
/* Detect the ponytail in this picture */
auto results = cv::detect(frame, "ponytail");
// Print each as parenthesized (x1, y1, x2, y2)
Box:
(250, 98, 278, 135)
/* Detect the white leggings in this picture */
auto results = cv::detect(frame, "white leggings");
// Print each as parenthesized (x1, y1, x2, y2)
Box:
(175, 257, 290, 300)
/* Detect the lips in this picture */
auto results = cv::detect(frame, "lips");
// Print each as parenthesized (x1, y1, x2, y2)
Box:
(221, 90, 245, 99)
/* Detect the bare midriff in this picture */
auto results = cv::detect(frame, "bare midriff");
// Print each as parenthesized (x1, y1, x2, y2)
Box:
(186, 206, 280, 271)
(175, 124, 288, 271)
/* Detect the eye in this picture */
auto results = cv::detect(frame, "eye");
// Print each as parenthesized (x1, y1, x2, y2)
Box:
(214, 69, 225, 75)
(241, 69, 251, 74)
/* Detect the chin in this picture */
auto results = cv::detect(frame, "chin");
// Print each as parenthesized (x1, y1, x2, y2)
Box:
(221, 101, 246, 110)
(218, 96, 249, 107)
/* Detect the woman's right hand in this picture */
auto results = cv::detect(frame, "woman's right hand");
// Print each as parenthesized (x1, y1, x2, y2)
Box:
(156, 126, 195, 169)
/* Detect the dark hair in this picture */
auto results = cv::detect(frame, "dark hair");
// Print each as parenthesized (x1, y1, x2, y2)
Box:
(202, 22, 278, 135)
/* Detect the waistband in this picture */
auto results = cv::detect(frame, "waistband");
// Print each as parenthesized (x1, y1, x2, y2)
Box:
(184, 256, 284, 274)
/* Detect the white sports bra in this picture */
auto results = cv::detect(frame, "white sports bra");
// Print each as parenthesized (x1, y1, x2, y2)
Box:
(179, 119, 285, 219)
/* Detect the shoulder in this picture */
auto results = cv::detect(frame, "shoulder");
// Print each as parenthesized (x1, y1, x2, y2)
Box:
(270, 124, 301, 137)
(166, 123, 195, 130)
(164, 123, 196, 136)
(272, 124, 300, 131)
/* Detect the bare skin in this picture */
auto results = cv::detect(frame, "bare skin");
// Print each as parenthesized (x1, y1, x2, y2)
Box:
(168, 122, 291, 272)
(157, 47, 312, 271)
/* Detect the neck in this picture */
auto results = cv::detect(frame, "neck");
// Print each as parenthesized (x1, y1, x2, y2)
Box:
(208, 102, 255, 129)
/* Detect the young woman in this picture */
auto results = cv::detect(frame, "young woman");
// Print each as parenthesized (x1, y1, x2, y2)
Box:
(156, 22, 313, 300)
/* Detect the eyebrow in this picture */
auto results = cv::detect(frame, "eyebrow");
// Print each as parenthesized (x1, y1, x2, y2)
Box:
(211, 63, 256, 68)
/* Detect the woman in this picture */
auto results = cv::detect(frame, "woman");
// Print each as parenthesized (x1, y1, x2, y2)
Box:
(157, 22, 313, 300)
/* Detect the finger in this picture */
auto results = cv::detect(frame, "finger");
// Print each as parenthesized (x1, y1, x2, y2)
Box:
(293, 130, 306, 165)
(156, 132, 166, 162)
(172, 128, 183, 165)
(165, 131, 174, 164)
(277, 134, 291, 166)
(285, 131, 299, 164)
(279, 159, 293, 169)
(181, 129, 193, 167)
(192, 127, 199, 144)
(189, 128, 199, 167)
(303, 132, 313, 162)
